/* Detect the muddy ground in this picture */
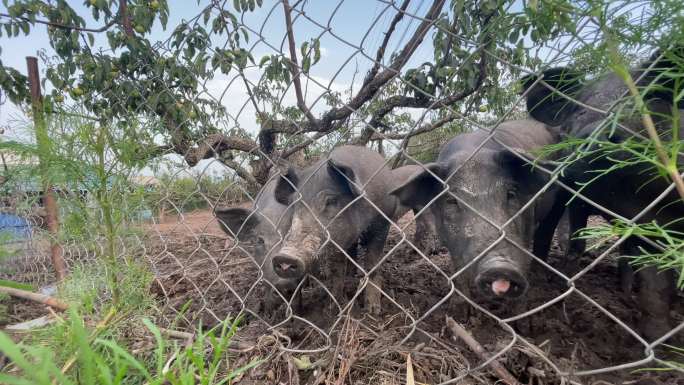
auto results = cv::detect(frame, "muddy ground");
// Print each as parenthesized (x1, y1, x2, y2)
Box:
(143, 210, 683, 385)
(1, 209, 682, 384)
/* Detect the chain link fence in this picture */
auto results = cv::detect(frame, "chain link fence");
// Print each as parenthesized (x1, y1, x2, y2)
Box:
(1, 0, 683, 384)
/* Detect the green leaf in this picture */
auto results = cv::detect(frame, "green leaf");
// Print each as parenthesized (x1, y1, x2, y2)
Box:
(301, 41, 309, 58)
(95, 339, 152, 379)
(0, 373, 38, 385)
(313, 38, 321, 64)
(302, 56, 311, 74)
(19, 21, 29, 35)
(70, 311, 96, 384)
(142, 319, 166, 376)
(203, 8, 211, 24)
(0, 333, 32, 374)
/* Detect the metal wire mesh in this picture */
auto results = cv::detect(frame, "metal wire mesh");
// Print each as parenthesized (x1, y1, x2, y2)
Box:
(1, 0, 683, 384)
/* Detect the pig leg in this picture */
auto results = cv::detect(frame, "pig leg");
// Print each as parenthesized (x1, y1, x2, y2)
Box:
(617, 239, 635, 299)
(533, 192, 567, 261)
(413, 208, 439, 255)
(328, 245, 356, 310)
(637, 266, 674, 341)
(363, 219, 391, 316)
(563, 201, 591, 273)
(623, 238, 675, 341)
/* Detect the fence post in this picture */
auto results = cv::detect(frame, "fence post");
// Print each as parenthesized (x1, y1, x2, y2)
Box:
(26, 56, 66, 281)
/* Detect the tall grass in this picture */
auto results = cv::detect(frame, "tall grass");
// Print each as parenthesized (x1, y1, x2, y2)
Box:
(0, 310, 261, 384)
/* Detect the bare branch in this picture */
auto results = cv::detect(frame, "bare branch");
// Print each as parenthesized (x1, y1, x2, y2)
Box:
(184, 133, 259, 166)
(264, 0, 447, 158)
(321, 0, 446, 126)
(354, 38, 490, 144)
(282, 0, 318, 128)
(446, 317, 522, 385)
(363, 0, 412, 87)
(280, 130, 333, 159)
(0, 286, 68, 311)
(219, 157, 259, 186)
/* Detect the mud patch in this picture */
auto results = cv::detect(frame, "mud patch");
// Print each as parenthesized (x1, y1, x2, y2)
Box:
(143, 210, 683, 384)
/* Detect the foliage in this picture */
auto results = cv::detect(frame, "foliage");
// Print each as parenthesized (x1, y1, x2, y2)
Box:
(0, 309, 261, 385)
(148, 174, 245, 214)
(58, 259, 153, 318)
(575, 219, 684, 288)
(0, 0, 603, 184)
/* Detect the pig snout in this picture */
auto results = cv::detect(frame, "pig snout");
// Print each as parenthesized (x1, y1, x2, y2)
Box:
(474, 262, 528, 299)
(272, 253, 307, 279)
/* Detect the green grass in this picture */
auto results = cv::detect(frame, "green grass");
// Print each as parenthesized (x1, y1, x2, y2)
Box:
(0, 309, 261, 385)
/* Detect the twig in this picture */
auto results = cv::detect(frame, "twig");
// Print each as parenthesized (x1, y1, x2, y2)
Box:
(275, 0, 446, 151)
(158, 327, 194, 348)
(286, 353, 301, 385)
(0, 286, 68, 311)
(446, 316, 522, 385)
(406, 352, 416, 385)
(363, 0, 412, 86)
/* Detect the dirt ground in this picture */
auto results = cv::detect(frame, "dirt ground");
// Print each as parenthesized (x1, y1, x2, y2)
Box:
(1, 209, 681, 384)
(142, 209, 684, 385)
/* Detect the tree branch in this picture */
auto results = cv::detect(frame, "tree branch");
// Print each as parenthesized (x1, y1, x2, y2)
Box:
(183, 133, 259, 166)
(119, 0, 134, 37)
(0, 13, 117, 33)
(282, 0, 318, 129)
(362, 0, 412, 87)
(219, 157, 258, 186)
(263, 0, 446, 159)
(354, 36, 491, 145)
(321, 0, 446, 126)
(280, 130, 333, 159)
(369, 113, 458, 141)
(0, 286, 68, 311)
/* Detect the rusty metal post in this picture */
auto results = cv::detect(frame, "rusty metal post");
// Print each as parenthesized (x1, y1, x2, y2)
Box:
(26, 56, 66, 281)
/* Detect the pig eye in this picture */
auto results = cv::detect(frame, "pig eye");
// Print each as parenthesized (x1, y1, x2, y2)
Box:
(506, 189, 517, 200)
(445, 196, 459, 206)
(323, 195, 338, 207)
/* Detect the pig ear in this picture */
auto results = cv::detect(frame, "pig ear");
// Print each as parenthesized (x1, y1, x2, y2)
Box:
(520, 67, 584, 126)
(389, 163, 445, 209)
(274, 166, 299, 205)
(214, 207, 260, 239)
(327, 158, 362, 197)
